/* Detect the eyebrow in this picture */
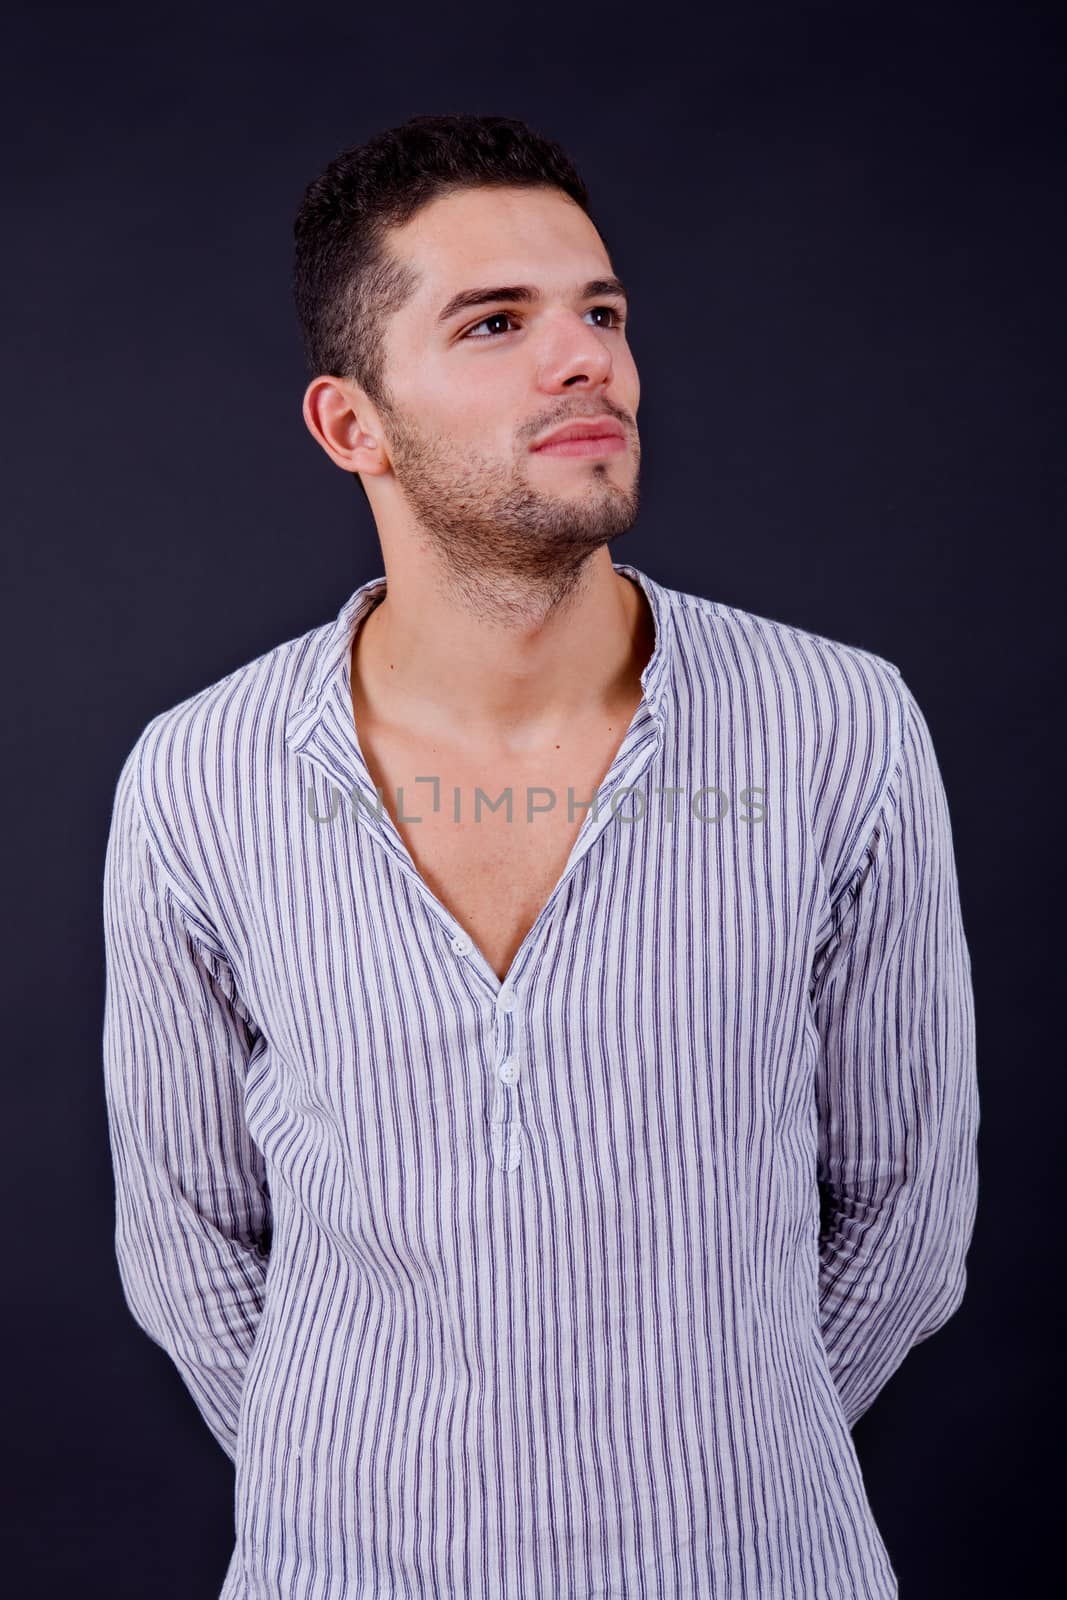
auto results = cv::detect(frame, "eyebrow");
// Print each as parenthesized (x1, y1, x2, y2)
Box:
(435, 276, 629, 327)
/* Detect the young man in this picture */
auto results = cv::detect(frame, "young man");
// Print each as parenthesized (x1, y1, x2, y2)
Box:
(102, 113, 979, 1599)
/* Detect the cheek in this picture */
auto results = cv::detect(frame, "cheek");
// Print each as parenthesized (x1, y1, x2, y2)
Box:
(620, 349, 640, 407)
(416, 373, 502, 447)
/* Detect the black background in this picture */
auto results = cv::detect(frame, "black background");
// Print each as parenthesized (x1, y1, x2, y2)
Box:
(3, 1, 1063, 1594)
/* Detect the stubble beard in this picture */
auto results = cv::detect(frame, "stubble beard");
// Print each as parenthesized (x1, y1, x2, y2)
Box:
(378, 401, 642, 617)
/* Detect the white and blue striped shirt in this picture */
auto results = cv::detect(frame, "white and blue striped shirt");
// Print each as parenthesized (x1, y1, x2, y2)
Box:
(102, 561, 979, 1599)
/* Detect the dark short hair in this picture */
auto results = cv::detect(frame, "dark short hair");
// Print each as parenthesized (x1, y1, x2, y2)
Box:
(291, 111, 600, 418)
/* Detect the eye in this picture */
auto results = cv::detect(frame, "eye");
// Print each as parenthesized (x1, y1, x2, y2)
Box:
(461, 305, 626, 340)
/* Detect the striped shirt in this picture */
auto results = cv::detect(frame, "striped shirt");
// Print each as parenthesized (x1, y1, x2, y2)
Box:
(101, 560, 979, 1599)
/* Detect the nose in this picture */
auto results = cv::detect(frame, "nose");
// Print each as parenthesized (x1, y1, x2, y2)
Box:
(538, 309, 615, 391)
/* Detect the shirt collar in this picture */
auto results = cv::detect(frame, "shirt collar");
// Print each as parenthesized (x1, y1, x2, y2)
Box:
(284, 560, 676, 766)
(616, 560, 675, 720)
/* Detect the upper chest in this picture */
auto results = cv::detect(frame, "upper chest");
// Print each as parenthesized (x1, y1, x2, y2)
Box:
(350, 708, 641, 982)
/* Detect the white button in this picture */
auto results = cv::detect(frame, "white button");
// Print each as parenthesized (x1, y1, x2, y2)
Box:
(498, 1059, 520, 1086)
(451, 933, 472, 956)
(497, 988, 517, 1012)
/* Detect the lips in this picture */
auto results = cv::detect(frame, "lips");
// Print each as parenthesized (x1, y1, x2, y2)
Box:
(532, 418, 626, 450)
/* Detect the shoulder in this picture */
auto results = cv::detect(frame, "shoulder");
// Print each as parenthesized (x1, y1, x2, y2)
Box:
(109, 612, 332, 898)
(659, 577, 911, 765)
(653, 576, 924, 902)
(665, 579, 903, 698)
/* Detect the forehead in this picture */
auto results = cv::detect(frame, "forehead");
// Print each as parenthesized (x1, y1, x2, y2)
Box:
(390, 186, 611, 311)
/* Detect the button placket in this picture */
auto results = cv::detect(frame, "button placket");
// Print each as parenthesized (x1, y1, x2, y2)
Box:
(490, 989, 523, 1170)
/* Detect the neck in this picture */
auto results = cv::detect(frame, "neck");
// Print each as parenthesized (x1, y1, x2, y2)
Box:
(350, 548, 655, 759)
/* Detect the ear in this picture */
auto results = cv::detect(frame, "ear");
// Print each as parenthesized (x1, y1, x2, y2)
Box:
(301, 375, 388, 477)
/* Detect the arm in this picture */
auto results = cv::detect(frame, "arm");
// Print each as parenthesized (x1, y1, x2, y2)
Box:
(101, 749, 271, 1463)
(810, 675, 979, 1428)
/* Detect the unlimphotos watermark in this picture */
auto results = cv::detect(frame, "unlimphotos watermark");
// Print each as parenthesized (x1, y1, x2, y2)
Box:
(306, 777, 768, 827)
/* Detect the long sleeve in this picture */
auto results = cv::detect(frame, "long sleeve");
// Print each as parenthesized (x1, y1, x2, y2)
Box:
(810, 674, 979, 1429)
(101, 748, 271, 1463)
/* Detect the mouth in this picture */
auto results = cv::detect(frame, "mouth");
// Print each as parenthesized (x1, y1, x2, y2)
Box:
(530, 432, 628, 459)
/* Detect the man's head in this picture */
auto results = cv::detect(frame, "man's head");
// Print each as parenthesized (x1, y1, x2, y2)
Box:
(293, 113, 641, 587)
